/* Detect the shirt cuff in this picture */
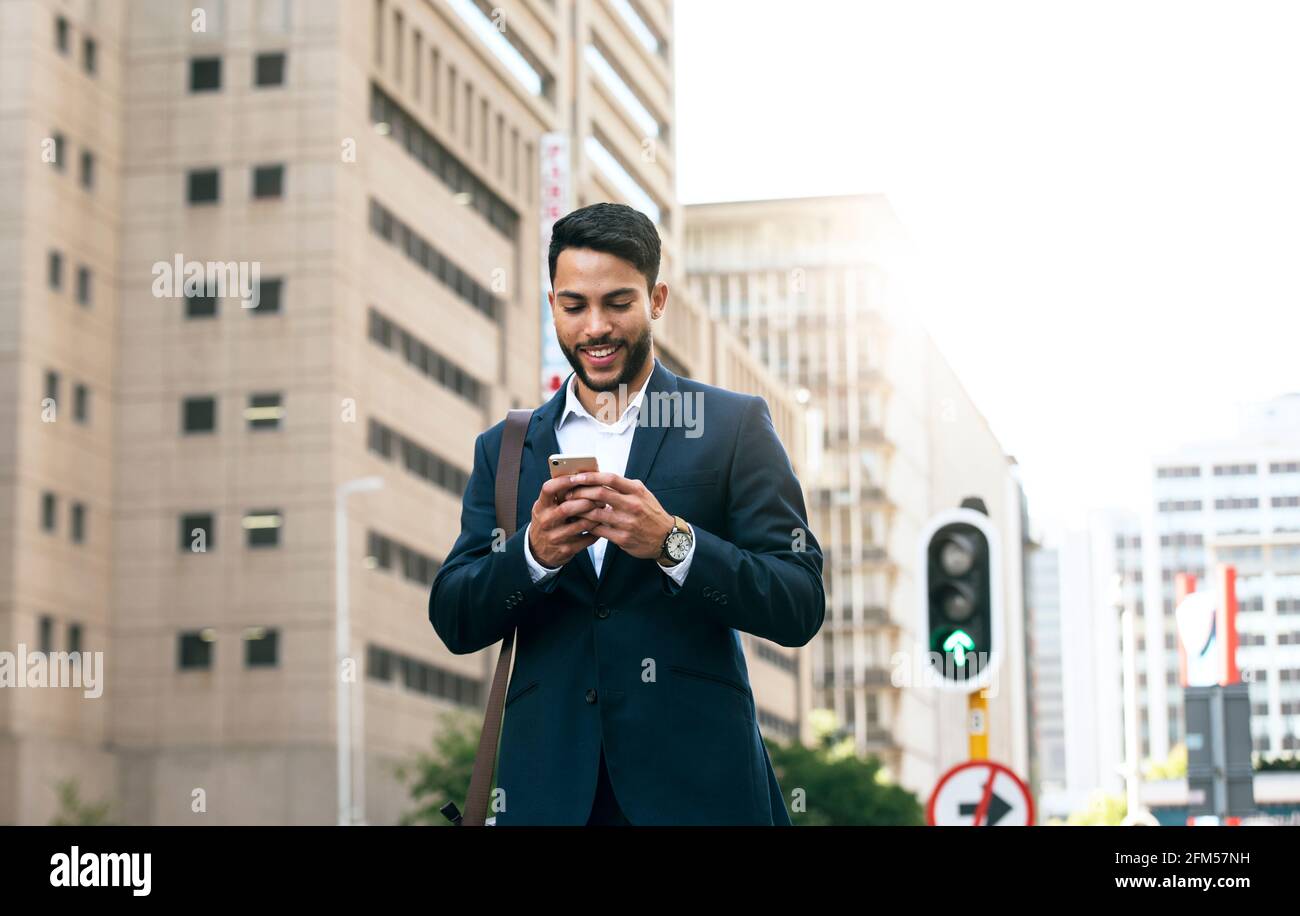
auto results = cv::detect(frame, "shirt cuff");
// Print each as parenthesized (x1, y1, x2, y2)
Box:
(658, 525, 696, 586)
(522, 520, 561, 583)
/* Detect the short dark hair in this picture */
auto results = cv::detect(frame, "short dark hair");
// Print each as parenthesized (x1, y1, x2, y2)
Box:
(548, 202, 661, 295)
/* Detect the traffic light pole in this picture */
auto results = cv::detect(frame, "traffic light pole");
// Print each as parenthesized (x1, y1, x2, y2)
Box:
(968, 689, 989, 760)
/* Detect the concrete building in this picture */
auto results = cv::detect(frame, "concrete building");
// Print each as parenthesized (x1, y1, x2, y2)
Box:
(0, 0, 811, 825)
(683, 194, 1029, 800)
(1025, 543, 1068, 815)
(1051, 395, 1300, 818)
(1132, 394, 1300, 762)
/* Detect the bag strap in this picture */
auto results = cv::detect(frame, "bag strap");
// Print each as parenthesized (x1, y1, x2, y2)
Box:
(462, 407, 534, 826)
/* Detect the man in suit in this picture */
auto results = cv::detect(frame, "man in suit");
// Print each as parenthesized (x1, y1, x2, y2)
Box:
(429, 202, 824, 825)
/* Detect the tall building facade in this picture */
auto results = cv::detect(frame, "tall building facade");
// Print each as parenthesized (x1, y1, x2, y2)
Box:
(1024, 543, 1069, 816)
(683, 194, 1029, 798)
(0, 0, 810, 825)
(1126, 394, 1300, 764)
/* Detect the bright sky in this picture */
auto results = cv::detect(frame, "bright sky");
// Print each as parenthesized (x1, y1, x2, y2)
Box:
(674, 0, 1300, 531)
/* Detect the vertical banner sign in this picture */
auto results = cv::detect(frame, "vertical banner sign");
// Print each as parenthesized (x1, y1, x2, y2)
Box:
(539, 133, 571, 402)
(1176, 564, 1240, 687)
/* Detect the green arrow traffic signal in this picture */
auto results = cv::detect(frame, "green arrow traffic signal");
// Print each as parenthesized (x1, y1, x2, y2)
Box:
(942, 629, 976, 666)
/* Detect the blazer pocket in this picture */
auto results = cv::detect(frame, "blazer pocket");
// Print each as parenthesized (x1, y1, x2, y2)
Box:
(505, 679, 539, 709)
(669, 665, 751, 700)
(651, 468, 720, 491)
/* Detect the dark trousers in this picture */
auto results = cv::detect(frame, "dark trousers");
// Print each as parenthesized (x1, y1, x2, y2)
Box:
(585, 746, 632, 825)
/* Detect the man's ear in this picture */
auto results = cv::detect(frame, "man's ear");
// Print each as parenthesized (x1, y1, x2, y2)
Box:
(650, 280, 669, 319)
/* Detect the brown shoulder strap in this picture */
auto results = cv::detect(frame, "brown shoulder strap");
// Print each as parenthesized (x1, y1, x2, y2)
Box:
(462, 407, 533, 826)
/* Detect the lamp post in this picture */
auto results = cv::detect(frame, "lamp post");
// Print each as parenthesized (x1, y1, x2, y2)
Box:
(336, 476, 384, 826)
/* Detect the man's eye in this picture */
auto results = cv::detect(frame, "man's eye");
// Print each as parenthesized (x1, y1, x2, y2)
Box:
(610, 301, 633, 308)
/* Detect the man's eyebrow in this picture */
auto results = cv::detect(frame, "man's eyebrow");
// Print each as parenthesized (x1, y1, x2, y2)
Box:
(556, 287, 639, 302)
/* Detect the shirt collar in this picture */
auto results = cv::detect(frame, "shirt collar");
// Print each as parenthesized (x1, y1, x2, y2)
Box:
(558, 366, 654, 433)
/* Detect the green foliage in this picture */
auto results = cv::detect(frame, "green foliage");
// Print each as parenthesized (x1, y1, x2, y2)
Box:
(1142, 742, 1187, 780)
(49, 779, 115, 826)
(767, 709, 925, 825)
(1255, 754, 1300, 772)
(397, 708, 489, 826)
(1065, 789, 1126, 826)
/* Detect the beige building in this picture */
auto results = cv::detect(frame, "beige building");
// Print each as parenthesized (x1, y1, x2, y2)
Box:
(0, 0, 812, 825)
(684, 194, 1030, 799)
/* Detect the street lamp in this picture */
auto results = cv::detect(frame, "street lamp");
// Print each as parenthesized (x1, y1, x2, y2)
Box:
(336, 475, 384, 826)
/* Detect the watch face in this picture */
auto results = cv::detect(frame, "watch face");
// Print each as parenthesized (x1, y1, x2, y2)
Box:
(666, 531, 690, 561)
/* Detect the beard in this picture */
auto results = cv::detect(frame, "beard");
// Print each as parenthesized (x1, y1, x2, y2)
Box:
(559, 324, 653, 394)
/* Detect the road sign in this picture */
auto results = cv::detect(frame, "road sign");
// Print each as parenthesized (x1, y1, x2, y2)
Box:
(927, 760, 1034, 826)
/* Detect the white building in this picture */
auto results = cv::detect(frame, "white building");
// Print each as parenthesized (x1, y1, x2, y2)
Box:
(683, 194, 1029, 800)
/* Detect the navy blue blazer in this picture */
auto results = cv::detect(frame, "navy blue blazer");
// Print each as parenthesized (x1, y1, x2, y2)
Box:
(429, 358, 825, 825)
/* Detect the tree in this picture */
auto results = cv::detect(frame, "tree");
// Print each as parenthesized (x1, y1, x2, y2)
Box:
(1142, 742, 1187, 780)
(49, 779, 115, 826)
(766, 708, 925, 826)
(1065, 789, 1126, 826)
(397, 708, 485, 826)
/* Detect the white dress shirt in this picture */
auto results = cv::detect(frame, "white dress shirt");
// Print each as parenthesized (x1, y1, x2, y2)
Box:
(523, 369, 696, 585)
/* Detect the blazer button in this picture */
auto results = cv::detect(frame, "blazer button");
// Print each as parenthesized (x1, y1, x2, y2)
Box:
(595, 603, 610, 619)
(585, 688, 598, 704)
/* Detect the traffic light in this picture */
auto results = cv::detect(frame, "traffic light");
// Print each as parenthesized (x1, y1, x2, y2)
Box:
(917, 503, 1003, 693)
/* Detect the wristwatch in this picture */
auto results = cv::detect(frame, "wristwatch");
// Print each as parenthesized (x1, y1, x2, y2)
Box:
(659, 515, 693, 565)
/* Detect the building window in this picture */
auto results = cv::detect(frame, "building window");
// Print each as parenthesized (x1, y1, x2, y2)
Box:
(367, 307, 485, 407)
(185, 291, 218, 318)
(79, 150, 94, 189)
(70, 502, 86, 543)
(252, 164, 284, 199)
(244, 628, 279, 667)
(45, 369, 59, 403)
(73, 383, 89, 423)
(186, 168, 221, 204)
(41, 492, 57, 532)
(249, 277, 282, 314)
(51, 133, 66, 171)
(254, 52, 285, 87)
(39, 616, 55, 653)
(68, 623, 83, 654)
(370, 85, 520, 241)
(182, 396, 217, 433)
(178, 631, 215, 670)
(75, 266, 92, 306)
(366, 530, 440, 586)
(368, 417, 470, 498)
(180, 513, 215, 552)
(368, 198, 500, 320)
(245, 393, 283, 430)
(55, 16, 70, 54)
(190, 57, 222, 92)
(187, 169, 220, 204)
(244, 509, 282, 548)
(48, 250, 63, 290)
(83, 37, 97, 74)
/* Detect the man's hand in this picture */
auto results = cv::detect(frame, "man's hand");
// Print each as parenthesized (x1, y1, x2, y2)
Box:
(566, 472, 675, 562)
(528, 476, 602, 568)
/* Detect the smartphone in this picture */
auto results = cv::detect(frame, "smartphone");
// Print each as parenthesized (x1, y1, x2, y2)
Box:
(549, 454, 600, 478)
(549, 455, 600, 515)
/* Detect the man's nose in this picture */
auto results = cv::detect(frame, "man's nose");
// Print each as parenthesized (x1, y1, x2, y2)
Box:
(583, 307, 614, 341)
